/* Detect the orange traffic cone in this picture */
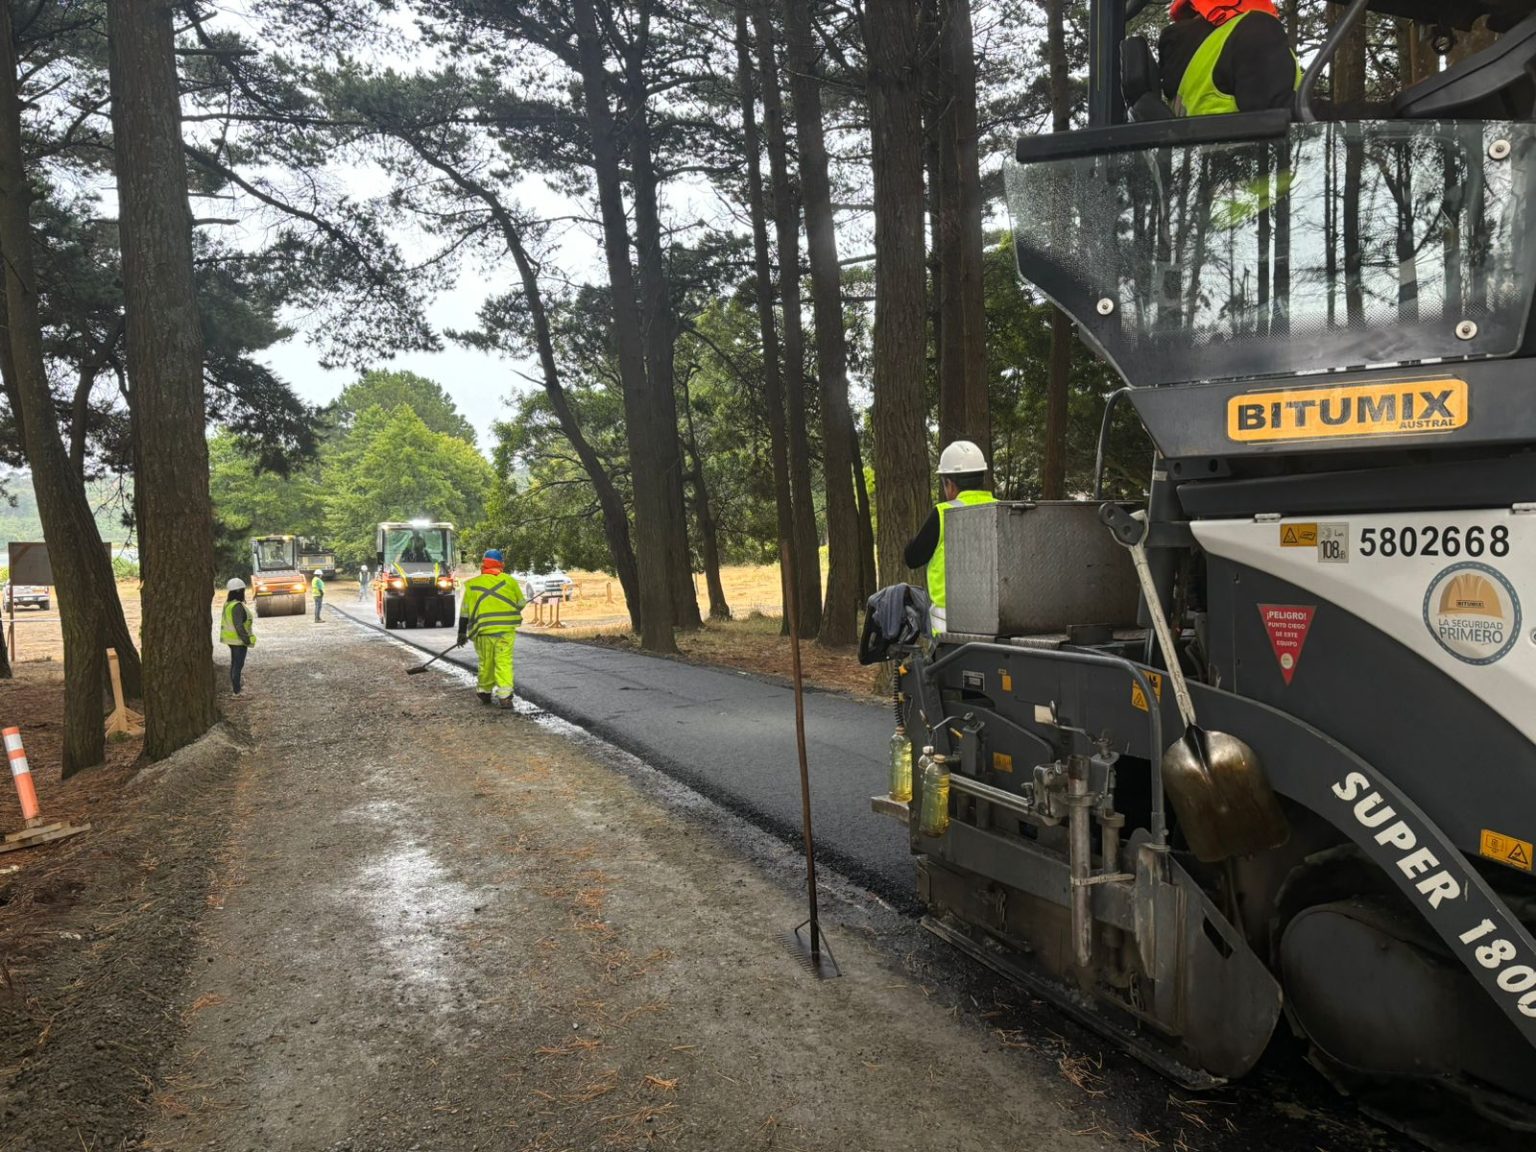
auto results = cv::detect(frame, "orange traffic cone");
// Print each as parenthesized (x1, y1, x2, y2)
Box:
(0, 727, 90, 855)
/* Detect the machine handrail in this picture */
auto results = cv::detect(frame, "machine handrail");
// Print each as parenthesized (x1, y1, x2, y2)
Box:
(1295, 0, 1371, 123)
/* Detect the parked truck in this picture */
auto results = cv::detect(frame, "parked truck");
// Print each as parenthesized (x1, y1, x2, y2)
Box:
(297, 540, 338, 581)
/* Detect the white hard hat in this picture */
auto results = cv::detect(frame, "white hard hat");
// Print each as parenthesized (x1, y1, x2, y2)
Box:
(937, 440, 988, 476)
(227, 578, 247, 592)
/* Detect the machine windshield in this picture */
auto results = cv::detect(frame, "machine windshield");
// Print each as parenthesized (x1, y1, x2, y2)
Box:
(1004, 121, 1536, 387)
(384, 528, 453, 568)
(252, 538, 296, 571)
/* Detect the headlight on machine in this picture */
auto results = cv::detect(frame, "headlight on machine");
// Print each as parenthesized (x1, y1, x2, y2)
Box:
(291, 581, 305, 592)
(437, 577, 454, 589)
(388, 577, 404, 589)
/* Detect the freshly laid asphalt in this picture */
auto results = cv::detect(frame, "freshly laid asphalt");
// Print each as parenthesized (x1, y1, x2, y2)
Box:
(325, 597, 914, 900)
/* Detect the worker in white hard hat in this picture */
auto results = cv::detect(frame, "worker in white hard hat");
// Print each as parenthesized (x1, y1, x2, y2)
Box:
(903, 440, 996, 635)
(219, 578, 256, 695)
(311, 568, 326, 623)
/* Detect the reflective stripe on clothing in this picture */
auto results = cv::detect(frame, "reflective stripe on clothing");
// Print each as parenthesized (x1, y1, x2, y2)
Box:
(926, 489, 997, 631)
(1176, 12, 1301, 117)
(461, 573, 525, 639)
(474, 632, 515, 699)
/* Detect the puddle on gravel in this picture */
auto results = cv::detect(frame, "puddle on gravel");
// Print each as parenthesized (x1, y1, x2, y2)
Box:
(349, 841, 477, 1010)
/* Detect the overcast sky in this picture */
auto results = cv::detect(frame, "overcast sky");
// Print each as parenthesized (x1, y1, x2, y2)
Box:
(257, 279, 535, 452)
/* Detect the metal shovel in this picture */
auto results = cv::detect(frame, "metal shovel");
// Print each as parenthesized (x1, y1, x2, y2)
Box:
(1106, 507, 1288, 863)
(406, 640, 463, 676)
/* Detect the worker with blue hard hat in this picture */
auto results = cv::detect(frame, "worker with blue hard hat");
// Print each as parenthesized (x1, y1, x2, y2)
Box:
(456, 548, 524, 709)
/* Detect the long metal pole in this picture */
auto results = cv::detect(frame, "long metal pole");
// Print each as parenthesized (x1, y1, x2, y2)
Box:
(1087, 0, 1126, 128)
(781, 539, 821, 960)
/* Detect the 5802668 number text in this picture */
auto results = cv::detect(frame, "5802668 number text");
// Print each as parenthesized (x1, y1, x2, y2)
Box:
(1359, 524, 1510, 560)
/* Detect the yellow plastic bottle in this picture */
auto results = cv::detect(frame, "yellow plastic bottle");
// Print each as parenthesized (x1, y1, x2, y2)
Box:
(889, 727, 913, 803)
(917, 747, 951, 838)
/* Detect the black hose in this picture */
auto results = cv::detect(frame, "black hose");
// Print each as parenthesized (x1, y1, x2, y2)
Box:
(1094, 387, 1133, 500)
(892, 678, 904, 730)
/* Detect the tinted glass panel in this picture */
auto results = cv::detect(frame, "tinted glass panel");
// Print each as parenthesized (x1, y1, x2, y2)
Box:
(1004, 121, 1536, 386)
(384, 529, 453, 566)
(253, 539, 295, 570)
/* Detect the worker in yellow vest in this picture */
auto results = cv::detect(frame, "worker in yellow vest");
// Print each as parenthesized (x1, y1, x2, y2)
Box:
(904, 441, 996, 636)
(1159, 0, 1300, 117)
(455, 549, 525, 710)
(220, 578, 256, 696)
(311, 569, 326, 622)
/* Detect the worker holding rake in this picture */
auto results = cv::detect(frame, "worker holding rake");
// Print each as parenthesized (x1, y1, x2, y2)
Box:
(456, 548, 524, 710)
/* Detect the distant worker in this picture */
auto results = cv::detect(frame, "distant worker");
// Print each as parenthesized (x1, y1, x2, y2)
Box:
(401, 534, 431, 564)
(357, 564, 370, 600)
(1160, 0, 1300, 117)
(221, 578, 256, 696)
(456, 548, 525, 710)
(904, 441, 996, 635)
(311, 569, 326, 623)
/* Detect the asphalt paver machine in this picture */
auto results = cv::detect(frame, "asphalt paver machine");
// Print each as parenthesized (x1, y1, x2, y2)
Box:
(249, 535, 307, 617)
(374, 520, 459, 628)
(879, 2, 1536, 1143)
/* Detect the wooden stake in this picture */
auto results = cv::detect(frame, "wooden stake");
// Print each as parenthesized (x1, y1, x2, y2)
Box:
(105, 649, 144, 739)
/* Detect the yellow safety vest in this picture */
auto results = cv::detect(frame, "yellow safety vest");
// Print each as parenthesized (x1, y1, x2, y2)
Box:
(311, 576, 326, 596)
(461, 573, 525, 639)
(927, 489, 997, 618)
(221, 600, 255, 647)
(1176, 13, 1302, 118)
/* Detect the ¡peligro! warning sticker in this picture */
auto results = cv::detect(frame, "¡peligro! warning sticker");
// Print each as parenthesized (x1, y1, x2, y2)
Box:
(1258, 604, 1316, 685)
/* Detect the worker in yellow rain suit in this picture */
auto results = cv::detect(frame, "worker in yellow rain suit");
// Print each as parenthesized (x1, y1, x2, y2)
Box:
(456, 548, 524, 710)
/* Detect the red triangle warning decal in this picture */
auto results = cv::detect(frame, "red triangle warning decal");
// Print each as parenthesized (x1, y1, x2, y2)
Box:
(1258, 604, 1316, 686)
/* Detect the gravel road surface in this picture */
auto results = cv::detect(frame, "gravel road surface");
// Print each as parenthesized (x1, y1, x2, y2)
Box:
(323, 598, 911, 898)
(134, 610, 1130, 1152)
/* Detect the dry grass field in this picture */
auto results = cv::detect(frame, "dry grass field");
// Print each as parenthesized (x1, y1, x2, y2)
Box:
(2, 566, 876, 699)
(3, 580, 142, 665)
(530, 564, 877, 698)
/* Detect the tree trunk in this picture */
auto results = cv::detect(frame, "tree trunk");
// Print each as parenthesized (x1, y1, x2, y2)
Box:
(784, 0, 865, 645)
(680, 374, 730, 622)
(755, 7, 820, 638)
(572, 0, 676, 652)
(1042, 307, 1073, 498)
(0, 5, 118, 773)
(851, 424, 877, 600)
(108, 0, 216, 760)
(623, 34, 700, 632)
(1041, 0, 1073, 499)
(735, 5, 797, 628)
(864, 0, 933, 588)
(1330, 3, 1368, 108)
(438, 160, 642, 633)
(931, 0, 988, 452)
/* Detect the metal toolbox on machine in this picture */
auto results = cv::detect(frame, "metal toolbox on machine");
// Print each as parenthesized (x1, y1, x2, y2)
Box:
(943, 501, 1140, 635)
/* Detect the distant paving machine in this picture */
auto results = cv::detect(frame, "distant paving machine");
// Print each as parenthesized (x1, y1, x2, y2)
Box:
(374, 520, 459, 628)
(876, 2, 1536, 1144)
(297, 539, 338, 581)
(249, 535, 307, 617)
